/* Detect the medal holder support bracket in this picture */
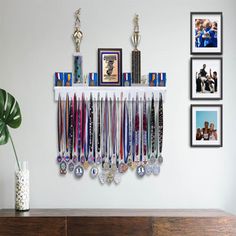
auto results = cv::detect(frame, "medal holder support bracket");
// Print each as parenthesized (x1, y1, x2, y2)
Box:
(54, 86, 167, 101)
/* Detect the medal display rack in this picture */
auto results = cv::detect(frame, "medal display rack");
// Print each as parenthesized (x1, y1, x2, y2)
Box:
(55, 84, 166, 185)
(54, 86, 167, 102)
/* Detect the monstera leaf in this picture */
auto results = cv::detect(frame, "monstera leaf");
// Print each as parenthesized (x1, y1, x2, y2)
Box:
(0, 89, 22, 145)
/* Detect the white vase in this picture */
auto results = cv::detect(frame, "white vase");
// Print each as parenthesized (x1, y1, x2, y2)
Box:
(15, 161, 29, 211)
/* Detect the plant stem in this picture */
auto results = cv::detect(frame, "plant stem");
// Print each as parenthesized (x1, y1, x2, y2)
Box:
(9, 133, 21, 171)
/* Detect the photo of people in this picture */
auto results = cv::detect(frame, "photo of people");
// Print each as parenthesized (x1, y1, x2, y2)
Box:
(191, 105, 222, 147)
(191, 58, 222, 100)
(191, 13, 222, 54)
(195, 111, 217, 141)
(195, 19, 218, 48)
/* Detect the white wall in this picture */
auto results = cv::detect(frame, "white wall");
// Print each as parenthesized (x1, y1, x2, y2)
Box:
(0, 0, 236, 213)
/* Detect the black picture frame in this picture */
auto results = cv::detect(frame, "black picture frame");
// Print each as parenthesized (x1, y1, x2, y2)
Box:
(190, 57, 223, 100)
(190, 104, 223, 147)
(190, 12, 223, 55)
(98, 48, 122, 86)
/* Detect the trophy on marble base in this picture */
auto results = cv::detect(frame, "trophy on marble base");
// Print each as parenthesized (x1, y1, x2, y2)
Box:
(73, 8, 83, 84)
(131, 14, 141, 84)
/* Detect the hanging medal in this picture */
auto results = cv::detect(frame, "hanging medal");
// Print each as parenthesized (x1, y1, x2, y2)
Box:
(98, 97, 107, 184)
(90, 95, 99, 179)
(88, 93, 94, 165)
(134, 94, 140, 167)
(68, 95, 75, 172)
(145, 98, 153, 175)
(158, 93, 164, 165)
(152, 96, 160, 176)
(142, 94, 148, 165)
(80, 93, 88, 168)
(74, 95, 84, 178)
(96, 93, 102, 165)
(111, 96, 118, 174)
(57, 94, 63, 163)
(136, 98, 145, 178)
(118, 93, 128, 174)
(149, 94, 156, 165)
(72, 93, 78, 165)
(65, 94, 70, 163)
(127, 94, 133, 169)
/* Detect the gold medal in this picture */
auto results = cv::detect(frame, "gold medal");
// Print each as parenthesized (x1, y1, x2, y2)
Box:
(83, 160, 89, 169)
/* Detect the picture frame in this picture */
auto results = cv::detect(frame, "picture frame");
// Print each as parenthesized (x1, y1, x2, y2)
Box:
(98, 48, 122, 86)
(190, 57, 223, 100)
(191, 104, 223, 147)
(190, 12, 223, 54)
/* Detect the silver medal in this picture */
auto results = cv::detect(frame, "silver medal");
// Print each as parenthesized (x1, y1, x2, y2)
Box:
(114, 172, 121, 184)
(158, 155, 163, 165)
(149, 154, 156, 165)
(136, 165, 146, 177)
(96, 154, 102, 165)
(74, 165, 84, 178)
(145, 164, 152, 176)
(88, 154, 94, 164)
(98, 172, 106, 185)
(68, 162, 75, 172)
(152, 164, 160, 176)
(90, 166, 99, 178)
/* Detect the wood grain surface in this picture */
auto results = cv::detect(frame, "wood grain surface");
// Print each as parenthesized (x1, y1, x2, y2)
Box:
(0, 209, 235, 236)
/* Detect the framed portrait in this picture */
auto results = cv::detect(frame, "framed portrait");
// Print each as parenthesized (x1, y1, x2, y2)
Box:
(98, 48, 122, 86)
(190, 12, 223, 54)
(190, 57, 222, 100)
(191, 105, 223, 147)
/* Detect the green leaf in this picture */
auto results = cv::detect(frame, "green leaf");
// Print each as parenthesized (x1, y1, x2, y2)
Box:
(0, 89, 22, 145)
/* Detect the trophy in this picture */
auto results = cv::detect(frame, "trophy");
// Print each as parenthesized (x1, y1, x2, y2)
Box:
(131, 14, 141, 84)
(73, 8, 83, 84)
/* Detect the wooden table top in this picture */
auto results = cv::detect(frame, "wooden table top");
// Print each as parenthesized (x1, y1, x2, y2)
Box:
(0, 209, 234, 218)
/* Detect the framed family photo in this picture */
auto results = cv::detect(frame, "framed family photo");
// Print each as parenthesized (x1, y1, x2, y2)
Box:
(190, 57, 222, 100)
(191, 12, 223, 54)
(191, 105, 223, 147)
(98, 48, 122, 86)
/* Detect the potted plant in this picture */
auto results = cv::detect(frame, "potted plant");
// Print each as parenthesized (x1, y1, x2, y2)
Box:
(0, 88, 29, 211)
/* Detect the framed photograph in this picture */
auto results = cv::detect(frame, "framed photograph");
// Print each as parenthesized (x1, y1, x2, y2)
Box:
(191, 12, 223, 54)
(191, 105, 223, 147)
(191, 57, 222, 100)
(98, 48, 122, 86)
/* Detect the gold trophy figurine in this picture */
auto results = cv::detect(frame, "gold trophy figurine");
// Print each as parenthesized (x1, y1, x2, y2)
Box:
(131, 14, 141, 84)
(73, 8, 83, 84)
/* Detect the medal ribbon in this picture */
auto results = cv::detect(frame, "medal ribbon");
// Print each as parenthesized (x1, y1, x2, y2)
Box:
(143, 95, 147, 156)
(73, 94, 78, 155)
(135, 94, 139, 157)
(159, 94, 163, 154)
(151, 94, 155, 154)
(65, 94, 69, 153)
(57, 94, 63, 154)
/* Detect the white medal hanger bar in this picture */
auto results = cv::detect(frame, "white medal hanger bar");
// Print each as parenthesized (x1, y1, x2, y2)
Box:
(54, 86, 166, 102)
